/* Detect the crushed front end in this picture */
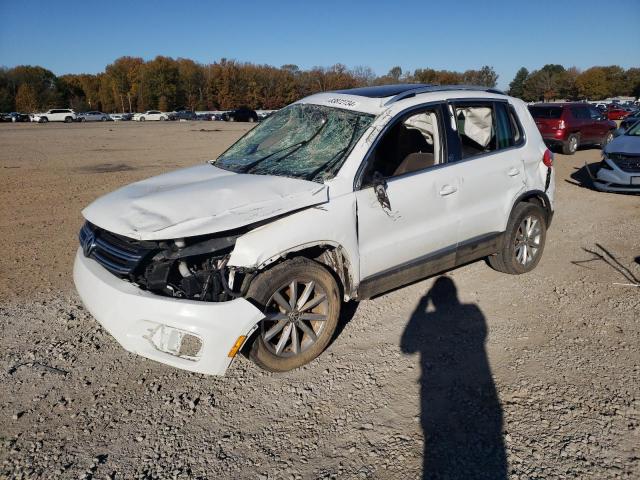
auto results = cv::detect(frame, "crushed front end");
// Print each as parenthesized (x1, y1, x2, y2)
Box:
(74, 221, 265, 375)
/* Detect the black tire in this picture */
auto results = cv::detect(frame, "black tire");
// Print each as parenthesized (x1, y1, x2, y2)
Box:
(488, 202, 547, 275)
(40, 117, 48, 123)
(140, 116, 145, 122)
(101, 116, 107, 122)
(160, 116, 166, 121)
(80, 117, 86, 122)
(64, 116, 72, 123)
(562, 133, 579, 155)
(601, 130, 614, 147)
(247, 257, 340, 372)
(248, 116, 255, 123)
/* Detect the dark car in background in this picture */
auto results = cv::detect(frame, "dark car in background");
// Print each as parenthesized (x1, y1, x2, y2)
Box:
(170, 110, 198, 121)
(222, 107, 258, 122)
(2, 112, 31, 122)
(619, 111, 640, 131)
(529, 103, 617, 155)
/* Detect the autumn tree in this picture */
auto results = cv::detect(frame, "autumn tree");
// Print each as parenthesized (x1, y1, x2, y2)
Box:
(14, 84, 38, 112)
(575, 67, 609, 100)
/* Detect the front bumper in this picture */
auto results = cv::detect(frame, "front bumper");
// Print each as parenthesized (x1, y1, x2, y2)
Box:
(73, 248, 264, 375)
(591, 159, 640, 193)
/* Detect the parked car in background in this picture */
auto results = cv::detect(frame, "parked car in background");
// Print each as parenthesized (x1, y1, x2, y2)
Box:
(592, 120, 640, 193)
(109, 113, 133, 121)
(133, 110, 170, 121)
(222, 107, 258, 122)
(529, 103, 616, 155)
(619, 111, 640, 131)
(170, 110, 197, 121)
(2, 112, 31, 122)
(74, 84, 555, 376)
(78, 111, 110, 122)
(195, 113, 213, 121)
(607, 104, 631, 121)
(32, 109, 77, 123)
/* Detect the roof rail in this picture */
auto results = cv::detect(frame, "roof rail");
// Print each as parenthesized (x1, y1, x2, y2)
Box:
(384, 84, 505, 106)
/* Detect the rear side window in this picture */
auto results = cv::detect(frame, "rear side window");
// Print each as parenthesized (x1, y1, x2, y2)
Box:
(528, 106, 562, 119)
(570, 106, 590, 119)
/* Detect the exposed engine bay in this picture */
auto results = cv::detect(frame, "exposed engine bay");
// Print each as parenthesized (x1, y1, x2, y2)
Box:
(79, 222, 255, 302)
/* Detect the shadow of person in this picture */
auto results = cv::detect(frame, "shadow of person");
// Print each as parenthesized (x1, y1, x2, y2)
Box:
(401, 276, 507, 479)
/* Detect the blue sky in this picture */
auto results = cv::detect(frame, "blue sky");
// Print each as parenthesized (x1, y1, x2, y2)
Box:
(1, 0, 638, 89)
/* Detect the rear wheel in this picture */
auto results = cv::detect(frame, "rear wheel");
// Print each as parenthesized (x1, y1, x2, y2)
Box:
(101, 116, 107, 122)
(562, 133, 579, 155)
(140, 116, 145, 122)
(64, 116, 73, 123)
(248, 116, 255, 123)
(247, 258, 340, 372)
(488, 202, 547, 275)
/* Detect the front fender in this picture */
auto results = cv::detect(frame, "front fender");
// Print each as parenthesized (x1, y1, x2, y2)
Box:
(228, 193, 360, 293)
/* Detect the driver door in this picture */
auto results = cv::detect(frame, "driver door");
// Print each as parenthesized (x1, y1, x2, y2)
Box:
(355, 104, 461, 294)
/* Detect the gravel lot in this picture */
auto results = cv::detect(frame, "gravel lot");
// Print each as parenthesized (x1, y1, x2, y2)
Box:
(1, 121, 639, 479)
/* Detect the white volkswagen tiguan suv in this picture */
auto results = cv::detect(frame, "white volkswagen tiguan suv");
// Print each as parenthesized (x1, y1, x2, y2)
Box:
(74, 84, 555, 375)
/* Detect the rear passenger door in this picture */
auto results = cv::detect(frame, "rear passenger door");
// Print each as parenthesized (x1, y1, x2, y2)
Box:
(447, 100, 526, 253)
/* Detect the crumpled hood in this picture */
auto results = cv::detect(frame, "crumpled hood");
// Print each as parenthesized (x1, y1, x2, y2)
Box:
(82, 164, 329, 240)
(604, 135, 640, 155)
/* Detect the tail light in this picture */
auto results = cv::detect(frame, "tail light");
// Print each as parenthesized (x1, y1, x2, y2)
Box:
(543, 149, 553, 168)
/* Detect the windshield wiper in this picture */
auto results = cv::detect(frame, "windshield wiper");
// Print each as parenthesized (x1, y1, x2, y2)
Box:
(240, 117, 328, 174)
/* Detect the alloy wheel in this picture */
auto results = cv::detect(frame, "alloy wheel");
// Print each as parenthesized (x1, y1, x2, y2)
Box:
(261, 280, 329, 357)
(514, 215, 542, 266)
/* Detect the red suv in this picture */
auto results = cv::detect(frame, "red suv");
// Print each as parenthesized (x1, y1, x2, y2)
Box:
(529, 103, 617, 155)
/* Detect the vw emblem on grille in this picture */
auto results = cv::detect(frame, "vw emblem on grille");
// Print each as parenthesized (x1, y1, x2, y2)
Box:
(81, 229, 97, 257)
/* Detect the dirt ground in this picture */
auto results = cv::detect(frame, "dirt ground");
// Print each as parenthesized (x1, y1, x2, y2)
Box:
(1, 121, 639, 479)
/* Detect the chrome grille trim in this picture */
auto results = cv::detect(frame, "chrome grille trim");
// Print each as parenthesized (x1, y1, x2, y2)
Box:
(79, 222, 154, 277)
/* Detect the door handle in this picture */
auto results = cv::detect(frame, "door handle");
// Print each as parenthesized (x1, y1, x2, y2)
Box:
(508, 168, 520, 177)
(439, 184, 458, 196)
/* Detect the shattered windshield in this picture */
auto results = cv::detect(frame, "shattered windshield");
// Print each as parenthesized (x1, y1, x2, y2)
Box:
(214, 104, 374, 182)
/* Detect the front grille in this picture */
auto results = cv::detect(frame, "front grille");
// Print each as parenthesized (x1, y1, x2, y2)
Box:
(79, 222, 155, 277)
(610, 154, 640, 173)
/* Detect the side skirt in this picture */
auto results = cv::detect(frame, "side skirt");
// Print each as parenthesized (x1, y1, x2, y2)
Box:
(356, 232, 503, 300)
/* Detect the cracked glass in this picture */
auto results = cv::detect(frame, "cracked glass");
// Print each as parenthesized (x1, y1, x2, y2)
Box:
(214, 104, 374, 182)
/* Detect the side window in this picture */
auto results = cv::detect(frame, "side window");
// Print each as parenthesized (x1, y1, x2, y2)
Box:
(570, 106, 589, 119)
(508, 106, 524, 145)
(495, 103, 513, 149)
(588, 107, 602, 119)
(454, 103, 496, 159)
(362, 106, 443, 182)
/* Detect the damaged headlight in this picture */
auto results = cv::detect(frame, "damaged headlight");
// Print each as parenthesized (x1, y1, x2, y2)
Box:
(137, 233, 253, 302)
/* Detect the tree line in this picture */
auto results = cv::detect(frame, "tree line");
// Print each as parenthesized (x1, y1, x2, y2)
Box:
(0, 56, 637, 113)
(0, 58, 499, 113)
(508, 64, 640, 102)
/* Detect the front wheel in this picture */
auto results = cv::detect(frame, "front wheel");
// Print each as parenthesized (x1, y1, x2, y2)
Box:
(601, 130, 614, 147)
(140, 116, 145, 122)
(247, 258, 340, 372)
(40, 117, 48, 123)
(488, 202, 547, 275)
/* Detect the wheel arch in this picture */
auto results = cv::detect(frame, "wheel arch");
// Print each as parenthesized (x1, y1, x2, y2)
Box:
(509, 190, 553, 228)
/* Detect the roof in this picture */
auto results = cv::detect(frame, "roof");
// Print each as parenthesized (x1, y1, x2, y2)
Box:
(332, 84, 431, 98)
(298, 84, 508, 116)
